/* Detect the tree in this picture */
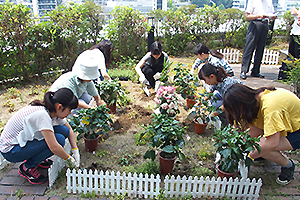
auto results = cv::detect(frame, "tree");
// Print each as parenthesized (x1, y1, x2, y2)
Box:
(191, 0, 209, 7)
(106, 6, 148, 63)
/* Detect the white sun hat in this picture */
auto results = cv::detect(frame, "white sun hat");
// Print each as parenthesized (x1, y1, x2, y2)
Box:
(72, 50, 100, 80)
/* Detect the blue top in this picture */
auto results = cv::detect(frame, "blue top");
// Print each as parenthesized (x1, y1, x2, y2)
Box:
(192, 55, 234, 76)
(211, 76, 243, 97)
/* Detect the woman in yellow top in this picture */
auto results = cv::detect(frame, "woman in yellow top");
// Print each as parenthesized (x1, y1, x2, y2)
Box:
(223, 83, 300, 185)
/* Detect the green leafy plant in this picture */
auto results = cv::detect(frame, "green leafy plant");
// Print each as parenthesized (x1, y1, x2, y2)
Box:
(213, 124, 261, 173)
(6, 87, 18, 99)
(281, 56, 300, 98)
(118, 153, 133, 166)
(140, 113, 187, 161)
(95, 79, 128, 107)
(136, 160, 160, 175)
(172, 64, 200, 99)
(69, 105, 113, 140)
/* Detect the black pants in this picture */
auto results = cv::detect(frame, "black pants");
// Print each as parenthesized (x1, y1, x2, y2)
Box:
(241, 20, 269, 75)
(289, 35, 300, 59)
(141, 64, 163, 88)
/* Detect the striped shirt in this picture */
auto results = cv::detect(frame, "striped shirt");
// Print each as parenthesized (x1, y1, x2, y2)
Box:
(192, 55, 234, 76)
(49, 72, 98, 98)
(0, 106, 65, 153)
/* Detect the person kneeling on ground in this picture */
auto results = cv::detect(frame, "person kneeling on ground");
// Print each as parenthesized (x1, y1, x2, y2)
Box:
(135, 42, 169, 89)
(223, 83, 300, 185)
(197, 63, 243, 125)
(0, 88, 80, 184)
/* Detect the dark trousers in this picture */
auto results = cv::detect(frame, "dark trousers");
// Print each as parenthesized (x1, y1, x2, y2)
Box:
(289, 35, 300, 59)
(241, 20, 269, 75)
(141, 64, 163, 88)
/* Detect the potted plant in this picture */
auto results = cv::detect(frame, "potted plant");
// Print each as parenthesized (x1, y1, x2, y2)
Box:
(191, 91, 222, 134)
(172, 64, 200, 108)
(95, 79, 128, 114)
(213, 124, 261, 179)
(69, 105, 113, 152)
(139, 113, 187, 175)
(154, 85, 183, 117)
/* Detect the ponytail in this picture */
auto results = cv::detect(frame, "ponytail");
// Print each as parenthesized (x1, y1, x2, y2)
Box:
(210, 49, 224, 60)
(30, 88, 78, 112)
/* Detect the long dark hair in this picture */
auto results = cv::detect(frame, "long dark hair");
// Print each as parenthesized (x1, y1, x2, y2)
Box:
(30, 88, 78, 113)
(198, 63, 230, 83)
(90, 40, 114, 66)
(223, 83, 276, 130)
(193, 43, 223, 60)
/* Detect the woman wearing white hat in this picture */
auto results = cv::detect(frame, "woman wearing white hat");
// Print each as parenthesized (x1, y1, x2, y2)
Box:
(49, 54, 103, 110)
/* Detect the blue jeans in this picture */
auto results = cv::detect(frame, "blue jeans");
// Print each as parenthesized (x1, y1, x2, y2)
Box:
(1, 125, 69, 168)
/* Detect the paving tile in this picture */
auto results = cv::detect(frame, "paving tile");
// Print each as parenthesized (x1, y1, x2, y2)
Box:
(49, 196, 63, 200)
(0, 196, 8, 200)
(20, 196, 35, 200)
(65, 197, 79, 200)
(0, 176, 25, 185)
(24, 181, 48, 187)
(276, 187, 300, 196)
(6, 197, 19, 200)
(20, 186, 47, 196)
(0, 185, 19, 195)
(13, 163, 21, 169)
(7, 169, 19, 177)
(34, 197, 49, 200)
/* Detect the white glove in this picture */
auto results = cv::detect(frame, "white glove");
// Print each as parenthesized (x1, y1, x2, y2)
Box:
(238, 160, 248, 179)
(66, 155, 76, 168)
(139, 75, 146, 84)
(71, 148, 80, 168)
(153, 72, 161, 80)
(208, 113, 214, 126)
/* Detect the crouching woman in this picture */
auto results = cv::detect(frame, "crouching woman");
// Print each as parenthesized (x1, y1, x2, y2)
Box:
(0, 88, 80, 184)
(223, 83, 300, 185)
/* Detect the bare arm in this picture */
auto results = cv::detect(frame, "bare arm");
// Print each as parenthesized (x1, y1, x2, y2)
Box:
(135, 59, 146, 77)
(41, 130, 69, 160)
(64, 121, 77, 149)
(93, 95, 103, 106)
(78, 100, 91, 109)
(100, 69, 111, 80)
(249, 132, 280, 159)
(246, 12, 268, 21)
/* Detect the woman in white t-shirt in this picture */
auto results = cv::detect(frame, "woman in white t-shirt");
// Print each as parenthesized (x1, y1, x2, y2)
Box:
(73, 40, 114, 83)
(0, 88, 80, 184)
(289, 7, 300, 59)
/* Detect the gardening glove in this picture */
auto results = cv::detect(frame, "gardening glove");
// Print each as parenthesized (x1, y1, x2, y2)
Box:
(155, 81, 163, 92)
(65, 155, 76, 169)
(153, 72, 161, 80)
(215, 152, 221, 164)
(71, 148, 80, 168)
(238, 160, 248, 179)
(207, 112, 215, 126)
(213, 116, 222, 131)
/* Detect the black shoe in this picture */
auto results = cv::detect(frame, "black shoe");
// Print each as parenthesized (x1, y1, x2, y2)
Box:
(276, 159, 295, 185)
(250, 73, 265, 78)
(38, 159, 53, 169)
(240, 72, 247, 80)
(18, 163, 47, 184)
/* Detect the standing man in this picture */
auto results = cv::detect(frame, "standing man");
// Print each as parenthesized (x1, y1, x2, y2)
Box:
(240, 0, 277, 80)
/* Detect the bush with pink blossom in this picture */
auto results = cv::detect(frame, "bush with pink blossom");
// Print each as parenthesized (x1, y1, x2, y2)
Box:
(154, 86, 183, 117)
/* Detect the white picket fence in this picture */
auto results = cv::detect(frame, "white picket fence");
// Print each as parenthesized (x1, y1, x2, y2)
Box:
(251, 49, 279, 65)
(219, 48, 240, 63)
(66, 169, 262, 199)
